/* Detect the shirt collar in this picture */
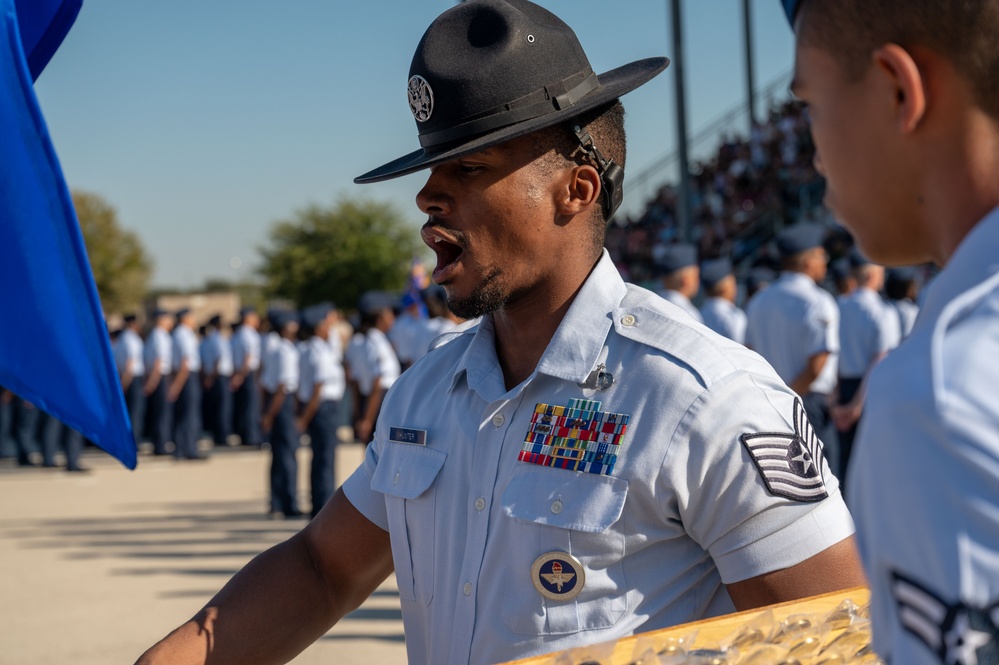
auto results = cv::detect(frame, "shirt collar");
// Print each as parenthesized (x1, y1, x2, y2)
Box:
(778, 271, 816, 287)
(918, 204, 999, 326)
(449, 250, 627, 399)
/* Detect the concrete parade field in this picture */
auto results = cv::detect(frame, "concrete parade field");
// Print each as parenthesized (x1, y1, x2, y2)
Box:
(0, 443, 407, 665)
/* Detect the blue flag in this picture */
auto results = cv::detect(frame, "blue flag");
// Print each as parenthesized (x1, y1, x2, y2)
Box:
(1, 0, 137, 468)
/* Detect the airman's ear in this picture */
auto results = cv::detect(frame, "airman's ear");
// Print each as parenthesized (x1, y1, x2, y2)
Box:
(872, 43, 926, 134)
(555, 164, 601, 217)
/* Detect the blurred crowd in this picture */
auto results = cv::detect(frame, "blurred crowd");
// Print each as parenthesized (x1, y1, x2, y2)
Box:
(608, 100, 826, 287)
(0, 281, 465, 517)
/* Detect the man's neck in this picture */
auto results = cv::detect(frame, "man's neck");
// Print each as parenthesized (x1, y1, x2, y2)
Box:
(491, 255, 600, 391)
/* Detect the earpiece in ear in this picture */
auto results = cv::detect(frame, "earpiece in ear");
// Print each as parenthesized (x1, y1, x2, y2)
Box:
(570, 123, 624, 221)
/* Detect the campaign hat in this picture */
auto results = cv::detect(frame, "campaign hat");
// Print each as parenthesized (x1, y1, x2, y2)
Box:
(354, 0, 668, 184)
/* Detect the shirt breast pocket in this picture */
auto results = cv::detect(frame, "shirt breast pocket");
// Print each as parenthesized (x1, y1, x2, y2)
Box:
(371, 442, 447, 606)
(500, 464, 629, 635)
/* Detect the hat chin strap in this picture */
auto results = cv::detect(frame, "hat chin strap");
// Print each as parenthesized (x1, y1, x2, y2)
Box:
(570, 123, 624, 221)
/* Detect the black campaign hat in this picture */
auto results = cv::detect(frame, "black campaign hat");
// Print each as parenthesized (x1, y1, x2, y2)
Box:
(355, 0, 669, 184)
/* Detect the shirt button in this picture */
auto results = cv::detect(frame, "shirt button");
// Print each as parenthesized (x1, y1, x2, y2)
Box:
(474, 497, 486, 511)
(393, 471, 400, 486)
(492, 414, 505, 427)
(463, 582, 472, 596)
(550, 500, 563, 514)
(621, 314, 637, 327)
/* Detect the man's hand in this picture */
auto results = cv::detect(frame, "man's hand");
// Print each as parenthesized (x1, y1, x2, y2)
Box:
(831, 402, 862, 431)
(133, 491, 393, 665)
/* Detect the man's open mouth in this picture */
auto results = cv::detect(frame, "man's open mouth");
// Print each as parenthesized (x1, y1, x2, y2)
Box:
(421, 225, 466, 282)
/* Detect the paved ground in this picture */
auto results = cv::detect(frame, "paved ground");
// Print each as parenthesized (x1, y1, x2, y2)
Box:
(0, 443, 407, 665)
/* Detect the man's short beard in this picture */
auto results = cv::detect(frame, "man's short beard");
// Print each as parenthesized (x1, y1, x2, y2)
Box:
(446, 267, 507, 319)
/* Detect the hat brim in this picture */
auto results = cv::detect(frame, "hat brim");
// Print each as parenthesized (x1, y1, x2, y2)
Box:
(354, 57, 669, 184)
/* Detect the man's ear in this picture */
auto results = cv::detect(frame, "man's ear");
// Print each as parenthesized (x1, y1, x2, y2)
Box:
(872, 43, 926, 134)
(555, 164, 601, 216)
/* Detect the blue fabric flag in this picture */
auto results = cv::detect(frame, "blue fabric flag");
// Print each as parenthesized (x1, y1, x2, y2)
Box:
(1, 0, 137, 468)
(781, 0, 800, 24)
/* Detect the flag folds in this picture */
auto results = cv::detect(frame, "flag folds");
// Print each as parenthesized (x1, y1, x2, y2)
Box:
(1, 0, 137, 468)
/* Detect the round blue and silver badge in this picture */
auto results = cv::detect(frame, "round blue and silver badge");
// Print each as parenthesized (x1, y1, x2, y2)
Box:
(407, 75, 434, 123)
(531, 551, 585, 601)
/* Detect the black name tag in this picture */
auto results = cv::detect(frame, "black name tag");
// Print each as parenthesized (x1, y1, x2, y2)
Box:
(389, 427, 427, 446)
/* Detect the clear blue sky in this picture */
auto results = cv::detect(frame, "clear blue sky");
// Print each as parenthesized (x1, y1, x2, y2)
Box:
(33, 0, 796, 289)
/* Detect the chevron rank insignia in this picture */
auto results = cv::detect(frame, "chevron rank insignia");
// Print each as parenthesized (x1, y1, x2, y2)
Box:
(891, 571, 999, 665)
(739, 398, 828, 502)
(519, 398, 630, 476)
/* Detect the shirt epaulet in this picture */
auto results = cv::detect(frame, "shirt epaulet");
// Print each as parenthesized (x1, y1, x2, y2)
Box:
(614, 284, 742, 388)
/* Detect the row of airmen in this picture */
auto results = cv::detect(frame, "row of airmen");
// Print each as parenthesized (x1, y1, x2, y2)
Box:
(110, 285, 462, 518)
(654, 222, 924, 488)
(0, 390, 88, 471)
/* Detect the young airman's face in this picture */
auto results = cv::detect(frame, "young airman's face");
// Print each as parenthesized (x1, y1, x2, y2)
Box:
(791, 34, 919, 264)
(416, 134, 567, 320)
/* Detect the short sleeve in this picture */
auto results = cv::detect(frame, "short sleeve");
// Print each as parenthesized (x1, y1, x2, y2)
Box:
(666, 369, 855, 584)
(803, 293, 838, 357)
(342, 438, 390, 531)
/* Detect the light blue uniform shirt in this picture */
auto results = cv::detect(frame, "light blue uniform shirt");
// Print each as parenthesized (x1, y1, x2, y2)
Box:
(143, 327, 172, 376)
(389, 312, 423, 366)
(366, 328, 401, 391)
(837, 287, 901, 379)
(745, 272, 839, 395)
(849, 207, 999, 665)
(298, 335, 345, 403)
(259, 332, 284, 394)
(171, 325, 201, 373)
(113, 328, 144, 377)
(201, 331, 233, 377)
(700, 297, 747, 345)
(259, 337, 299, 395)
(891, 299, 919, 339)
(658, 288, 704, 323)
(412, 317, 460, 363)
(344, 333, 369, 394)
(343, 252, 854, 665)
(231, 324, 261, 372)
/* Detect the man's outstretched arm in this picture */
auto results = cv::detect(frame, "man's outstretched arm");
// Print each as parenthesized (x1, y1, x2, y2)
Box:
(135, 489, 393, 665)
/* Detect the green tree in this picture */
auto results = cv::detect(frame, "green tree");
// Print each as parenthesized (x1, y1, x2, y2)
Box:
(260, 197, 425, 308)
(72, 190, 153, 314)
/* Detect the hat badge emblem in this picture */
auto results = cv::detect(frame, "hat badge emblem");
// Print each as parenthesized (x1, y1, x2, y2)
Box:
(407, 75, 434, 123)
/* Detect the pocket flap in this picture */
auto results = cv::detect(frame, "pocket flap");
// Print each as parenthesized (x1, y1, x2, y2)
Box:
(371, 442, 447, 499)
(502, 465, 628, 533)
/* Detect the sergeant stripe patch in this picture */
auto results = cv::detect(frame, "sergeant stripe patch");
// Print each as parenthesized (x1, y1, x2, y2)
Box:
(740, 398, 828, 502)
(519, 398, 630, 476)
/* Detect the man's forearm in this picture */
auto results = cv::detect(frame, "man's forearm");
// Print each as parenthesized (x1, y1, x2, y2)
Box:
(790, 351, 828, 396)
(135, 533, 337, 665)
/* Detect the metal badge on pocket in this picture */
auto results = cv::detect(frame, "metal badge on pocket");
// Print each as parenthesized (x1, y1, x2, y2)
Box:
(531, 551, 585, 601)
(518, 398, 630, 476)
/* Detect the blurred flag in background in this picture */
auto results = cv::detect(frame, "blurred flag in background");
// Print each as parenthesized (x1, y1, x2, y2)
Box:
(1, 0, 136, 468)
